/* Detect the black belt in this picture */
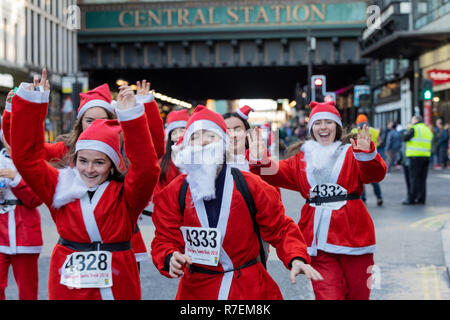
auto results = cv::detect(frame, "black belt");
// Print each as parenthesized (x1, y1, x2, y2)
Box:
(0, 199, 23, 206)
(58, 237, 132, 252)
(189, 259, 257, 278)
(306, 193, 361, 205)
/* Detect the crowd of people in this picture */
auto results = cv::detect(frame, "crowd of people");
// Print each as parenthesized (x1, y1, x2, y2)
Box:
(0, 67, 407, 301)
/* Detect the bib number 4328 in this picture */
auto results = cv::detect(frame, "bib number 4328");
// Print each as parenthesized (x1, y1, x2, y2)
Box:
(60, 251, 113, 289)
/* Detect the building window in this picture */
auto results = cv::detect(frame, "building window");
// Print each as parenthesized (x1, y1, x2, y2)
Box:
(3, 18, 7, 61)
(14, 23, 18, 63)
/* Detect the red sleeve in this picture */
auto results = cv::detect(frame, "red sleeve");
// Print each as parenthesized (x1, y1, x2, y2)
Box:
(244, 172, 310, 267)
(43, 141, 69, 162)
(120, 110, 161, 220)
(10, 86, 59, 208)
(248, 149, 301, 191)
(352, 142, 387, 184)
(144, 100, 165, 159)
(1, 108, 11, 146)
(10, 179, 43, 208)
(151, 176, 186, 278)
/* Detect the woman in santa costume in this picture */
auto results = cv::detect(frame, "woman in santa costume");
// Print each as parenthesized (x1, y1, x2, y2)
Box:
(0, 113, 43, 300)
(3, 76, 163, 270)
(223, 105, 253, 172)
(151, 105, 322, 300)
(248, 100, 387, 300)
(9, 72, 159, 300)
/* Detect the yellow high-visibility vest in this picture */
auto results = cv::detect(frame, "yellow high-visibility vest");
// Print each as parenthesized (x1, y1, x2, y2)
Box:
(405, 123, 433, 157)
(351, 126, 380, 146)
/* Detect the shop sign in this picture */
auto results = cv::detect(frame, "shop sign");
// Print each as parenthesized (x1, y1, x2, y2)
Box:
(427, 69, 450, 85)
(0, 73, 14, 88)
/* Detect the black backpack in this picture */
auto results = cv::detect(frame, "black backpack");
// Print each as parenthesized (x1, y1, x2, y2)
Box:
(178, 167, 268, 269)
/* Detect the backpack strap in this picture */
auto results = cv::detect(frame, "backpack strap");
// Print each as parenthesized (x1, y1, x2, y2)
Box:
(230, 167, 267, 269)
(178, 168, 268, 269)
(178, 178, 189, 217)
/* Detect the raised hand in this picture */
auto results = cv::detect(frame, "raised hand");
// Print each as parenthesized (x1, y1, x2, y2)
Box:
(350, 124, 372, 151)
(6, 89, 14, 104)
(136, 80, 151, 96)
(117, 85, 136, 110)
(25, 69, 50, 92)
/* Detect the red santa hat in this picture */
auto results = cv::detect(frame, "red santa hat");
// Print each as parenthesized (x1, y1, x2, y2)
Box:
(77, 84, 115, 119)
(236, 105, 254, 120)
(165, 108, 189, 140)
(177, 105, 227, 146)
(75, 119, 122, 168)
(308, 100, 342, 132)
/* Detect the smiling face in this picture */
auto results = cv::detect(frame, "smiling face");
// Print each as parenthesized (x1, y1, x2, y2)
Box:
(311, 119, 337, 146)
(76, 149, 112, 188)
(81, 107, 110, 131)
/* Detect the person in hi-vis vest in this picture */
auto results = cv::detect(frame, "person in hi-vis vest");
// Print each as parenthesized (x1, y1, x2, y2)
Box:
(401, 115, 433, 205)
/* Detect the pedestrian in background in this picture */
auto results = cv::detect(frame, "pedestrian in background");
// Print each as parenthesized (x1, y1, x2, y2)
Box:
(385, 121, 402, 174)
(434, 117, 449, 170)
(352, 114, 384, 206)
(249, 101, 386, 300)
(401, 115, 433, 205)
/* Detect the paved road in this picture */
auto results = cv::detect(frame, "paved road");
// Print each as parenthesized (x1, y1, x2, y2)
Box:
(5, 168, 450, 300)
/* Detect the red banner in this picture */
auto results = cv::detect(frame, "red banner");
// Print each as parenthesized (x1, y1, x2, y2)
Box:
(427, 69, 450, 85)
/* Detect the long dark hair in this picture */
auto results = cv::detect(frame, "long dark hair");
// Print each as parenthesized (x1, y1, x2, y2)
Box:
(159, 137, 175, 183)
(222, 112, 250, 149)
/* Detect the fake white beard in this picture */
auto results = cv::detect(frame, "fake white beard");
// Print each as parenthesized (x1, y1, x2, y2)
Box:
(172, 141, 225, 202)
(302, 140, 342, 173)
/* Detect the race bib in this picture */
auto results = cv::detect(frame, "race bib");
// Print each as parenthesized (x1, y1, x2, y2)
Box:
(60, 251, 113, 289)
(180, 226, 221, 266)
(309, 183, 348, 210)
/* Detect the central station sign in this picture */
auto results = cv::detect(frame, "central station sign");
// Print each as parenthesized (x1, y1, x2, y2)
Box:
(82, 1, 366, 32)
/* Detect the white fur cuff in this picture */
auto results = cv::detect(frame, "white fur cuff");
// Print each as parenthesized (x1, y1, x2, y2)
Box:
(16, 83, 50, 104)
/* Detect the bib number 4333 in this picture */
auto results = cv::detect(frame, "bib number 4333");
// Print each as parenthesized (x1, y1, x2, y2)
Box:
(181, 226, 221, 267)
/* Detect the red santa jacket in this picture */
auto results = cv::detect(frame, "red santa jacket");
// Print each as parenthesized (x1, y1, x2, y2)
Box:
(10, 85, 160, 300)
(153, 159, 181, 196)
(4, 94, 164, 260)
(0, 150, 43, 254)
(151, 166, 310, 300)
(250, 141, 386, 256)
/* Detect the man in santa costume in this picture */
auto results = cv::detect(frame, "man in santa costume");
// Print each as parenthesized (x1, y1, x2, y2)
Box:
(151, 105, 322, 300)
(10, 71, 159, 300)
(248, 100, 387, 300)
(0, 120, 43, 300)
